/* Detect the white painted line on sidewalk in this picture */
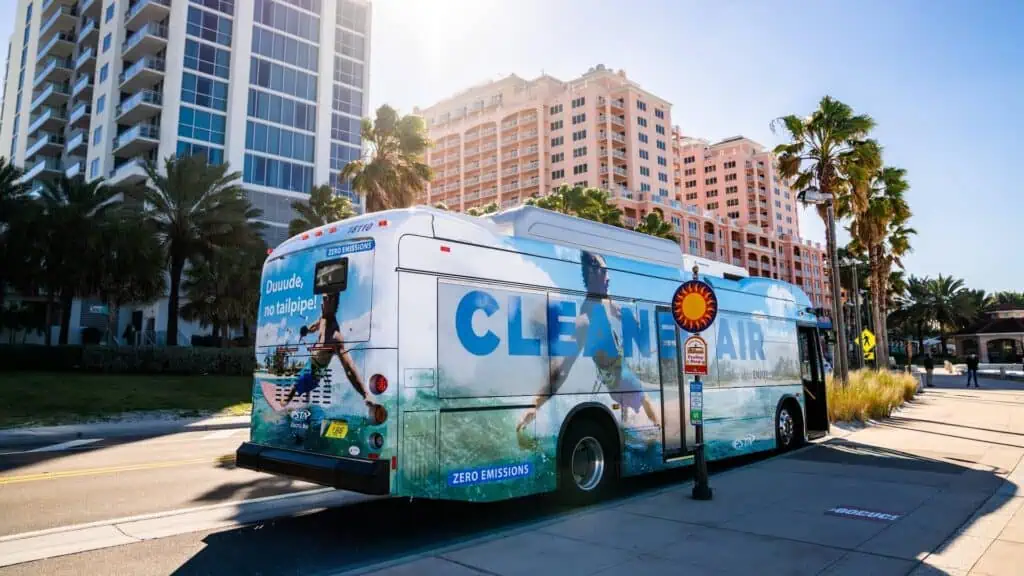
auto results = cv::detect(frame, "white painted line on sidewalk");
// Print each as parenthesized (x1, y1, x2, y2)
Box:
(26, 439, 102, 453)
(0, 488, 376, 568)
(201, 429, 240, 440)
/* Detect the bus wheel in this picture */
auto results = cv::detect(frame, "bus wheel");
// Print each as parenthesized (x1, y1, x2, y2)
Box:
(559, 418, 616, 504)
(775, 401, 804, 453)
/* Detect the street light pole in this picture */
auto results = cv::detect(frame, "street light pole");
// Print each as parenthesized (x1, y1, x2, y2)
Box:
(851, 263, 864, 370)
(801, 187, 849, 384)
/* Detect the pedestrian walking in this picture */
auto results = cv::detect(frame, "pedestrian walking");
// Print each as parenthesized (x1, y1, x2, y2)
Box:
(923, 353, 935, 387)
(966, 353, 980, 388)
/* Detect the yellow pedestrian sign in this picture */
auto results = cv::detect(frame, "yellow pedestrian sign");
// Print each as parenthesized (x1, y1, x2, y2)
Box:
(859, 329, 876, 361)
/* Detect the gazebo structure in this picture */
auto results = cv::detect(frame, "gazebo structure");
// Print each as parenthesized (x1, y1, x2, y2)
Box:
(953, 304, 1024, 363)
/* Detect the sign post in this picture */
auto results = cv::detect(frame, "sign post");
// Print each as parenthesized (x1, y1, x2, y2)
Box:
(671, 265, 718, 501)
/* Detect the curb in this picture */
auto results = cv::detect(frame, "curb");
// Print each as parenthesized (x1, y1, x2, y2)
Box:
(0, 416, 250, 448)
(0, 488, 374, 568)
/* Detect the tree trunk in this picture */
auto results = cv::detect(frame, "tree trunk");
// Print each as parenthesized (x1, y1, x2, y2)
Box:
(916, 322, 925, 357)
(824, 205, 848, 383)
(58, 292, 73, 345)
(167, 256, 185, 347)
(44, 290, 54, 346)
(870, 248, 887, 369)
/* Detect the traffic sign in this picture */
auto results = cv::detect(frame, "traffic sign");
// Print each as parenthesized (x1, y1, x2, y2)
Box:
(859, 329, 876, 361)
(672, 280, 719, 333)
(690, 380, 703, 422)
(684, 335, 709, 375)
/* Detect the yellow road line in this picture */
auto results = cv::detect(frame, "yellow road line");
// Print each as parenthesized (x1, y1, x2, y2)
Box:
(0, 454, 236, 486)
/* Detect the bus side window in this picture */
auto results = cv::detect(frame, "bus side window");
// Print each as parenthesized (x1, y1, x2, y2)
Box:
(797, 330, 812, 381)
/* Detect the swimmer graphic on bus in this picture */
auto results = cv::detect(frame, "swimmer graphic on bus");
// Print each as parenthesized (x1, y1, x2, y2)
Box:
(517, 251, 662, 432)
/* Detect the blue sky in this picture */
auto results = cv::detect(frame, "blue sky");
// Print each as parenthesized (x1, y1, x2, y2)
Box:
(3, 0, 1020, 292)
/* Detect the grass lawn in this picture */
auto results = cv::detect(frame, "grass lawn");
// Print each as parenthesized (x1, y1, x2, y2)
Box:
(0, 372, 252, 429)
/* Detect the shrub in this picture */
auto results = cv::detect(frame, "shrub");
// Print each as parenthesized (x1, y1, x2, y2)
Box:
(0, 344, 256, 376)
(827, 369, 919, 423)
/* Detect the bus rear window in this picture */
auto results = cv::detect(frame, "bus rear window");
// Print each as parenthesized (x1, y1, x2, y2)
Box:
(315, 258, 349, 294)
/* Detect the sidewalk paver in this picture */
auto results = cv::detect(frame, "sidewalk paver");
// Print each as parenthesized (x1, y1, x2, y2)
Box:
(349, 373, 1024, 575)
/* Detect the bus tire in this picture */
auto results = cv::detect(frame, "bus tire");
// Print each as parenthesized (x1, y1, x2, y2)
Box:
(775, 399, 804, 453)
(558, 417, 617, 505)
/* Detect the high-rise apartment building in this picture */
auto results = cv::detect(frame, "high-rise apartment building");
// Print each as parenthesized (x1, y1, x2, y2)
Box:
(0, 0, 372, 249)
(0, 0, 371, 345)
(415, 66, 831, 310)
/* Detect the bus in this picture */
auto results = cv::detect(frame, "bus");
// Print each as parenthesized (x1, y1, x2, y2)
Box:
(236, 205, 830, 503)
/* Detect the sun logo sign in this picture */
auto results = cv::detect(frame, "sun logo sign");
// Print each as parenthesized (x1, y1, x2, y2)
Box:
(671, 280, 718, 334)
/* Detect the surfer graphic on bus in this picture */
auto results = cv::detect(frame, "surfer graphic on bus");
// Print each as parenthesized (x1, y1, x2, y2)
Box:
(516, 250, 662, 432)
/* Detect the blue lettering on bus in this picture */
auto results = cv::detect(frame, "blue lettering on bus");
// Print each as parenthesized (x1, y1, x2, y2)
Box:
(454, 291, 767, 360)
(448, 463, 533, 487)
(325, 239, 375, 258)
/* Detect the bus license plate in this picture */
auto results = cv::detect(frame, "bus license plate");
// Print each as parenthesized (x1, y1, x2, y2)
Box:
(324, 421, 349, 439)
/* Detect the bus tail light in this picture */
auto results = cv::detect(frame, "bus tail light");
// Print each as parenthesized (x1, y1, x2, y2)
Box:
(369, 403, 388, 425)
(391, 456, 397, 470)
(369, 433, 384, 450)
(440, 245, 451, 253)
(370, 374, 388, 394)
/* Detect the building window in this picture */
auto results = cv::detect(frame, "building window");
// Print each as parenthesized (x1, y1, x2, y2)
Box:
(572, 113, 585, 125)
(657, 156, 666, 166)
(727, 199, 739, 207)
(724, 161, 736, 169)
(550, 120, 562, 131)
(551, 168, 565, 180)
(685, 192, 697, 200)
(177, 140, 224, 164)
(684, 167, 695, 176)
(636, 100, 647, 111)
(655, 108, 665, 119)
(246, 120, 315, 163)
(89, 158, 100, 178)
(726, 185, 737, 194)
(704, 165, 716, 173)
(335, 29, 365, 61)
(725, 173, 737, 181)
(182, 72, 229, 112)
(187, 6, 234, 46)
(185, 39, 232, 79)
(573, 146, 586, 158)
(247, 87, 315, 131)
(572, 130, 586, 141)
(251, 25, 319, 72)
(549, 104, 562, 115)
(655, 124, 665, 135)
(102, 33, 111, 53)
(244, 153, 315, 193)
(105, 2, 115, 22)
(656, 140, 666, 150)
(254, 0, 320, 43)
(330, 141, 359, 170)
(178, 106, 227, 145)
(334, 56, 363, 88)
(96, 95, 106, 114)
(684, 155, 695, 164)
(685, 180, 696, 188)
(551, 152, 563, 163)
(331, 84, 362, 116)
(249, 57, 317, 101)
(640, 182, 651, 192)
(572, 163, 588, 175)
(705, 177, 717, 185)
(640, 166, 650, 177)
(639, 149, 649, 160)
(637, 117, 647, 127)
(638, 133, 648, 144)
(92, 126, 103, 145)
(707, 202, 719, 210)
(551, 136, 563, 147)
(571, 96, 585, 108)
(337, 0, 367, 33)
(330, 113, 360, 144)
(190, 0, 236, 16)
(99, 63, 108, 83)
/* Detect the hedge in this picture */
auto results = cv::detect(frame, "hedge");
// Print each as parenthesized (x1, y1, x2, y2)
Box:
(0, 345, 256, 376)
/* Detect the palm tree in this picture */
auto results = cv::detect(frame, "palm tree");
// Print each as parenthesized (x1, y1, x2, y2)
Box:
(288, 184, 356, 237)
(433, 202, 448, 211)
(927, 274, 970, 354)
(181, 237, 265, 344)
(525, 185, 624, 227)
(889, 275, 934, 355)
(92, 212, 166, 345)
(0, 157, 30, 313)
(466, 201, 500, 216)
(339, 104, 432, 212)
(634, 210, 677, 241)
(34, 175, 124, 344)
(986, 291, 1024, 310)
(847, 166, 912, 368)
(772, 96, 881, 381)
(142, 154, 264, 347)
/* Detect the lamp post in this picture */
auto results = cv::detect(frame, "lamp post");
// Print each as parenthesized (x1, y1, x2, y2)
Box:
(799, 187, 849, 384)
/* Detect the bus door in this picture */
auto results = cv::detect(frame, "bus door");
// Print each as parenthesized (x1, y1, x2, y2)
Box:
(798, 326, 829, 439)
(656, 307, 687, 459)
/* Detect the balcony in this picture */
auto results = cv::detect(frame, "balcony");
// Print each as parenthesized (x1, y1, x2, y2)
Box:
(113, 123, 161, 157)
(122, 23, 168, 62)
(521, 145, 538, 156)
(75, 46, 96, 72)
(108, 156, 151, 185)
(65, 159, 85, 179)
(71, 74, 93, 99)
(523, 160, 539, 172)
(68, 101, 91, 127)
(79, 0, 102, 19)
(65, 129, 87, 154)
(502, 166, 518, 177)
(31, 82, 71, 112)
(481, 171, 497, 182)
(26, 132, 67, 159)
(119, 57, 165, 92)
(125, 0, 171, 32)
(116, 89, 163, 124)
(502, 182, 519, 193)
(23, 157, 63, 182)
(38, 32, 76, 61)
(481, 187, 497, 198)
(521, 129, 538, 139)
(33, 57, 74, 89)
(40, 5, 78, 43)
(77, 18, 99, 46)
(481, 142, 497, 152)
(522, 177, 540, 188)
(501, 135, 517, 146)
(28, 106, 67, 136)
(598, 114, 626, 127)
(43, 0, 77, 20)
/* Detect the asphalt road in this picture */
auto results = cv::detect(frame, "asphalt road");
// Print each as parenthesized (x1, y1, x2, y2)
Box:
(0, 429, 318, 537)
(0, 426, 771, 576)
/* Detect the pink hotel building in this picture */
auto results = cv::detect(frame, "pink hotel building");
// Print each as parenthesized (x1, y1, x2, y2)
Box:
(414, 65, 832, 309)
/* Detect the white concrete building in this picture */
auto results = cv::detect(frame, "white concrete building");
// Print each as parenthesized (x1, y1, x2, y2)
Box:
(0, 0, 371, 345)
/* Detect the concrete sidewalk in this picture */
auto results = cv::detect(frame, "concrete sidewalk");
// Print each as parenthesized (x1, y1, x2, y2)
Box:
(0, 415, 250, 448)
(350, 374, 1024, 576)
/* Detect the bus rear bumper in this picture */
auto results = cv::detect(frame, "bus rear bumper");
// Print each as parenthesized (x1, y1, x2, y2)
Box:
(236, 442, 390, 495)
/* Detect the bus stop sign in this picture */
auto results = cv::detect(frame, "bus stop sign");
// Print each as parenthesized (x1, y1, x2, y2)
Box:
(684, 335, 709, 375)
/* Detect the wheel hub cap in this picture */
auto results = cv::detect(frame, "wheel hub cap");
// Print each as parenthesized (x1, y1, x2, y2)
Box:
(571, 436, 605, 491)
